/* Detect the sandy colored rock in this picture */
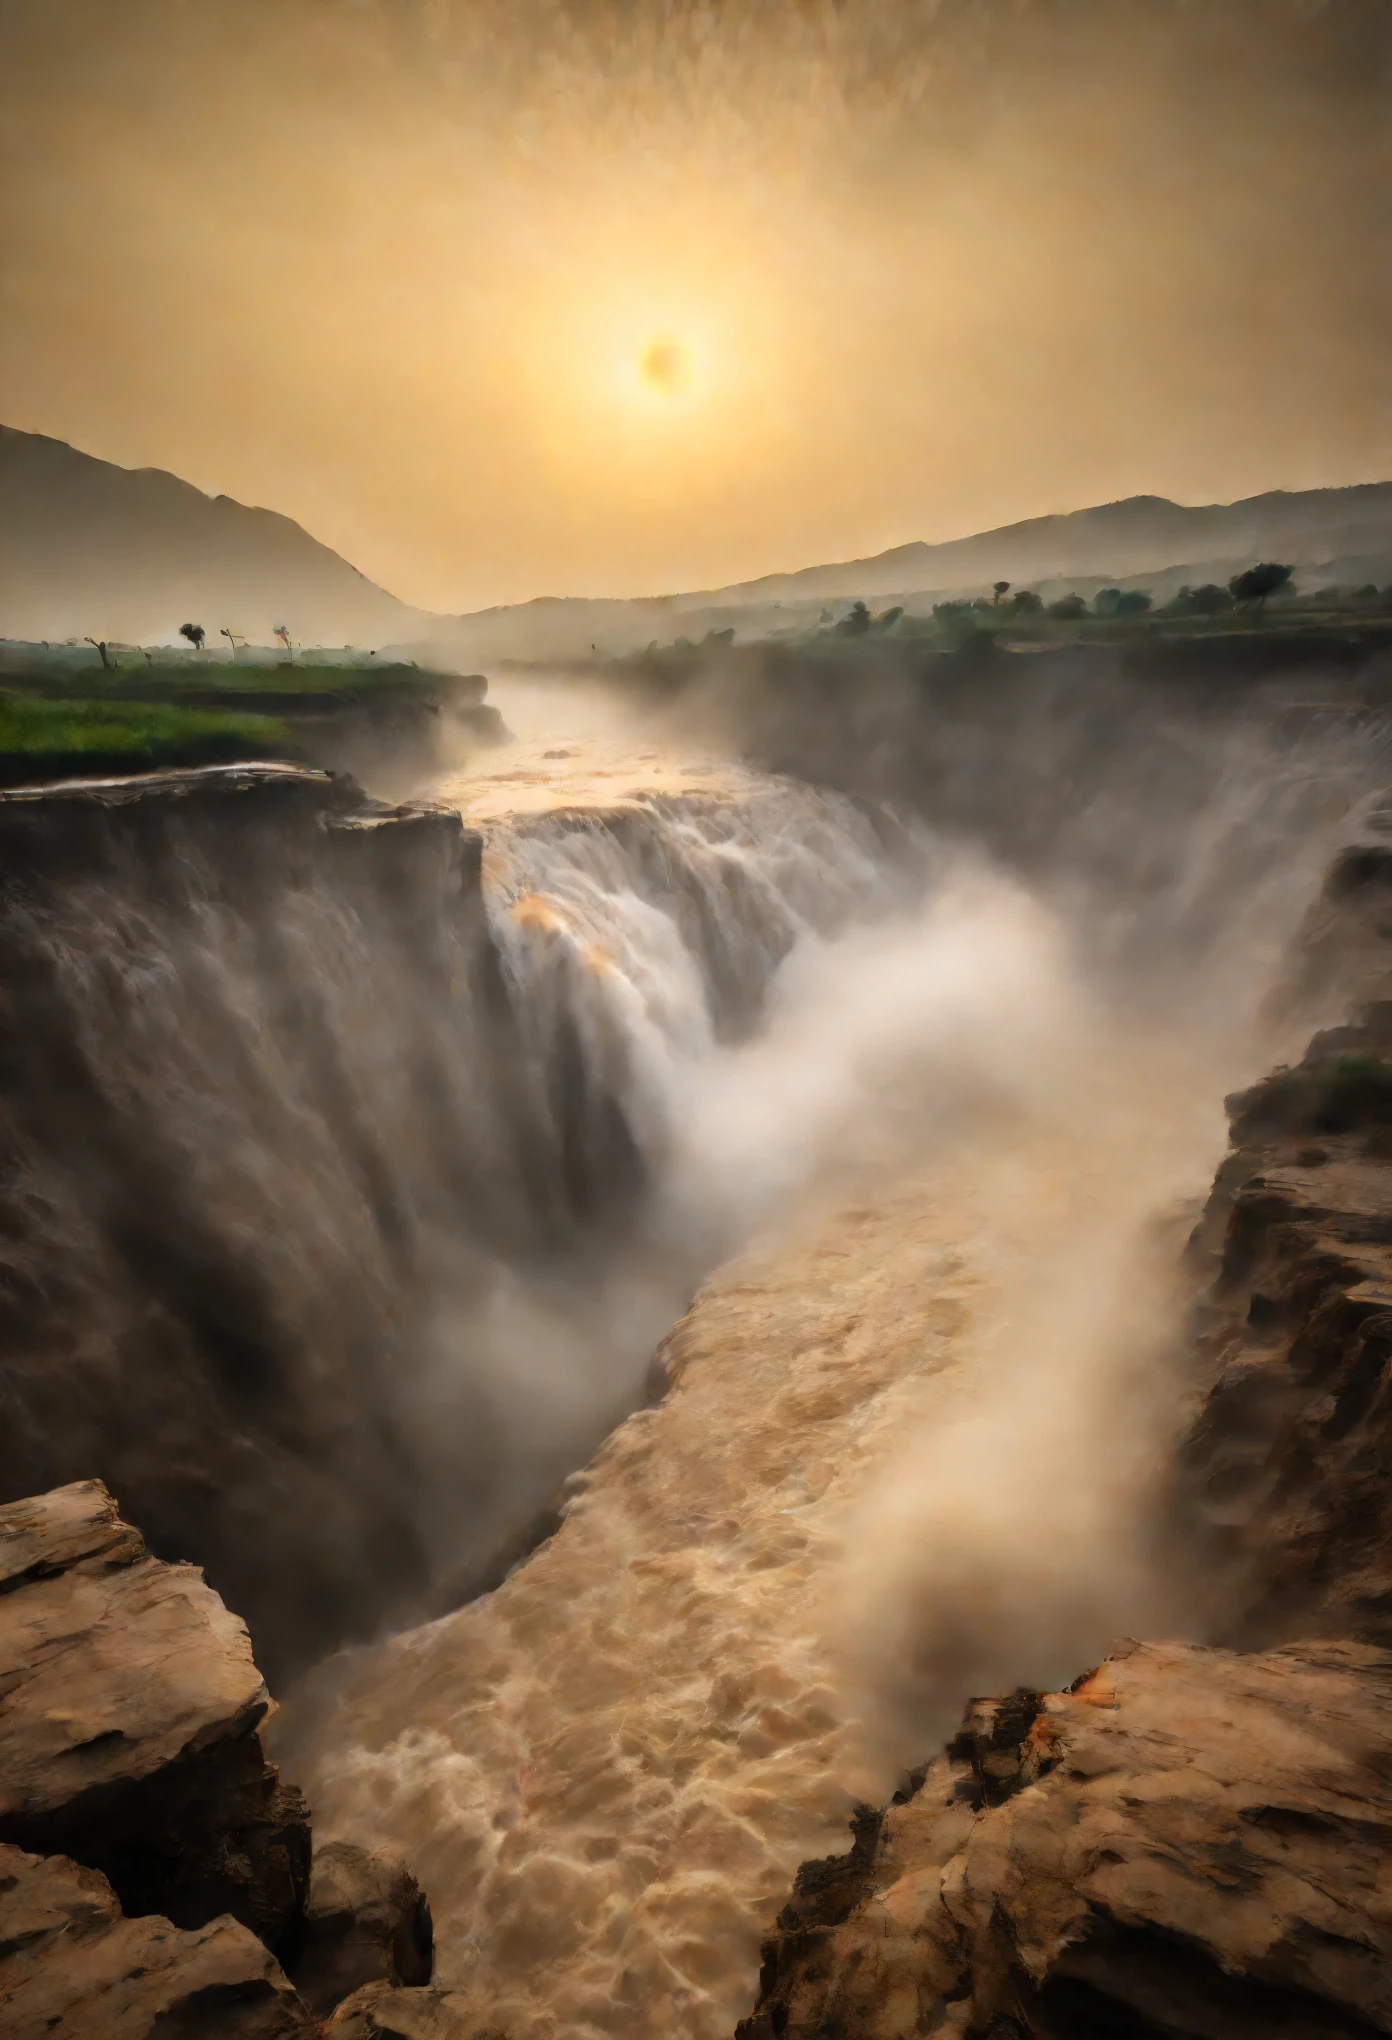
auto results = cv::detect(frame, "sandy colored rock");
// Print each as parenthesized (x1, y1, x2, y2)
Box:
(0, 1544, 269, 1826)
(0, 1840, 314, 2038)
(0, 1480, 308, 1945)
(0, 1476, 145, 1587)
(738, 1637, 1392, 2039)
(292, 1839, 433, 2014)
(327, 1981, 504, 2039)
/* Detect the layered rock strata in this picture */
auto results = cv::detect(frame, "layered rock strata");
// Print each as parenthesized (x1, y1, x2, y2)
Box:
(0, 1479, 434, 2035)
(0, 1476, 308, 1944)
(1178, 1001, 1392, 1648)
(738, 1637, 1392, 2039)
(0, 1843, 314, 2040)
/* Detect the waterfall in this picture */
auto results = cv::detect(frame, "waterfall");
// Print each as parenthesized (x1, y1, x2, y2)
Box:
(0, 771, 920, 1679)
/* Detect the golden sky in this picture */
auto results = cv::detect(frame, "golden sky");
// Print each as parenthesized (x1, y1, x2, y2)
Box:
(2, 0, 1389, 612)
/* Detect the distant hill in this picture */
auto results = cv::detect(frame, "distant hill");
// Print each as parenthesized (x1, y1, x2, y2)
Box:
(686, 485, 1392, 607)
(5, 425, 1388, 662)
(420, 481, 1392, 665)
(0, 427, 424, 647)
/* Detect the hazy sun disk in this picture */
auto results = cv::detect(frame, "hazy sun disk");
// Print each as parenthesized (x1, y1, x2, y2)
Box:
(639, 334, 693, 397)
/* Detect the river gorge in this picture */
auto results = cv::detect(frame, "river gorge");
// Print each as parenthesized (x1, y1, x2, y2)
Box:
(4, 650, 1392, 2037)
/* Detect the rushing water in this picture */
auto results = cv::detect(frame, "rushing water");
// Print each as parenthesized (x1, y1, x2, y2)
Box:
(272, 691, 1390, 2038)
(0, 766, 922, 1681)
(1, 675, 1386, 2036)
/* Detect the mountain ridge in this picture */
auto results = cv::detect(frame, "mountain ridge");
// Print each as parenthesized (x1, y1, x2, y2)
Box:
(679, 481, 1392, 608)
(0, 425, 424, 647)
(3, 423, 1389, 656)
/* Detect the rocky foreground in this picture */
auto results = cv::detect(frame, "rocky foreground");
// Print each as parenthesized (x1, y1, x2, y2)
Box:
(0, 1478, 431, 2036)
(738, 1637, 1392, 2037)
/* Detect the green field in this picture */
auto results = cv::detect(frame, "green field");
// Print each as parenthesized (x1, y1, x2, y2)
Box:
(0, 693, 296, 784)
(0, 651, 479, 783)
(0, 654, 442, 700)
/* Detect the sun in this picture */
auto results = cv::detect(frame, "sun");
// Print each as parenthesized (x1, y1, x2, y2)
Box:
(637, 333, 693, 399)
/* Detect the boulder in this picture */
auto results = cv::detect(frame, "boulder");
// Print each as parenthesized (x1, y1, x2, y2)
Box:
(0, 1479, 309, 1946)
(326, 1982, 503, 2038)
(0, 1840, 314, 2038)
(290, 1839, 433, 2014)
(0, 1476, 145, 1584)
(738, 1637, 1392, 2039)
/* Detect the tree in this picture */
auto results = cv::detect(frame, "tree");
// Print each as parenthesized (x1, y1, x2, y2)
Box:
(835, 600, 872, 637)
(179, 622, 206, 652)
(872, 606, 904, 633)
(1168, 583, 1231, 615)
(1115, 589, 1152, 616)
(1229, 562, 1294, 609)
(1047, 593, 1088, 620)
(1009, 589, 1044, 616)
(84, 636, 112, 669)
(993, 580, 1010, 606)
(1093, 587, 1122, 617)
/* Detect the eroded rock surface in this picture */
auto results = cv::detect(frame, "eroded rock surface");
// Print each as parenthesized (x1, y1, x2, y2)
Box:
(0, 1479, 309, 1946)
(0, 1841, 314, 2038)
(1178, 1001, 1392, 1647)
(326, 1981, 495, 2038)
(738, 1637, 1392, 2040)
(292, 1840, 434, 2015)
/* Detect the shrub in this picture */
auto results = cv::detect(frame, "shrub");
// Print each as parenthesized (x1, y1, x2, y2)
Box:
(1229, 562, 1294, 607)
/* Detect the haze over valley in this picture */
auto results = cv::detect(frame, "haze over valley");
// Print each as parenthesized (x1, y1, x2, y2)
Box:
(4, 420, 1391, 659)
(2, 6, 1392, 2039)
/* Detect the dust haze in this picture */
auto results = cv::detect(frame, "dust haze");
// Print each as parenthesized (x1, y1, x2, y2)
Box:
(2, 0, 1388, 612)
(485, 667, 1386, 1758)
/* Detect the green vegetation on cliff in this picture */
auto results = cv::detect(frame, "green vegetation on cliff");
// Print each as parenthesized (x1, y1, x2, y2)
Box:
(0, 694, 297, 785)
(0, 648, 488, 784)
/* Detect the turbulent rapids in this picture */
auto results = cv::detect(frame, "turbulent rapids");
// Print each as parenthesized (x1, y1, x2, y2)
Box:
(269, 687, 1384, 2038)
(1, 669, 1389, 2038)
(0, 762, 919, 1681)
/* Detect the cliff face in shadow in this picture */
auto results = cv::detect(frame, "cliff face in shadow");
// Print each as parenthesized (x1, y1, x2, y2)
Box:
(0, 762, 919, 1686)
(0, 765, 642, 1679)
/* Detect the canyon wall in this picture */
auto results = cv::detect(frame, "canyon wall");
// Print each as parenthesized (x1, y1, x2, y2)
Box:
(0, 761, 913, 1682)
(738, 807, 1392, 2040)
